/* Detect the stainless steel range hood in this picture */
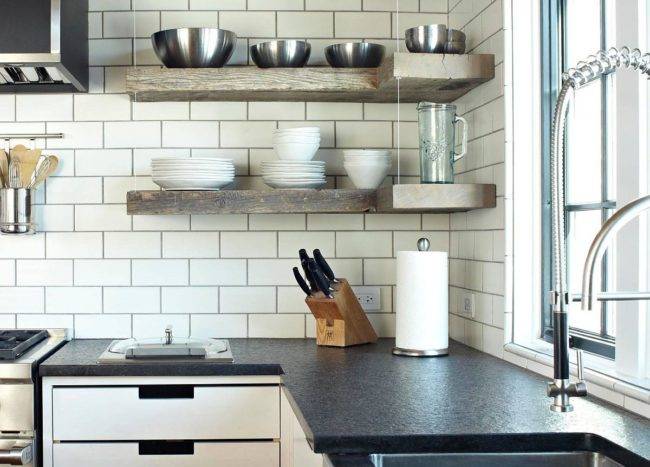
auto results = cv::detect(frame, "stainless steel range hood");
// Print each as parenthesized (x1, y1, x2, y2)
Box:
(0, 0, 88, 93)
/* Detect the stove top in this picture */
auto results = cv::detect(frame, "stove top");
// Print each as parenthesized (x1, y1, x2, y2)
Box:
(0, 330, 49, 360)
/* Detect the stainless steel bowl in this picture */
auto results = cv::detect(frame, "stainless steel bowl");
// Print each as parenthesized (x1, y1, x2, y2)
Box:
(444, 41, 466, 54)
(250, 40, 311, 68)
(151, 28, 237, 68)
(447, 28, 466, 43)
(405, 24, 447, 53)
(325, 42, 385, 68)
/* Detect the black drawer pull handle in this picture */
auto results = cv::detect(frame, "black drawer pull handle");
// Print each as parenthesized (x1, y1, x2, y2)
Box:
(138, 385, 194, 399)
(139, 441, 194, 456)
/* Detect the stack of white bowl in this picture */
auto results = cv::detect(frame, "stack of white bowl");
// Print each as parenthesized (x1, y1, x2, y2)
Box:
(343, 150, 391, 189)
(263, 126, 325, 189)
(273, 127, 321, 161)
(151, 157, 235, 190)
(261, 160, 326, 189)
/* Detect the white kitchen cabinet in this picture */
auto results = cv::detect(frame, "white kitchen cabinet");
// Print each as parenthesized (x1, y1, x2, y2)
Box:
(42, 376, 282, 467)
(52, 385, 279, 440)
(280, 388, 324, 467)
(53, 442, 279, 467)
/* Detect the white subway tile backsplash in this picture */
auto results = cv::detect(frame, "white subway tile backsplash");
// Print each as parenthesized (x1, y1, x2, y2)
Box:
(89, 39, 132, 66)
(337, 232, 392, 257)
(394, 231, 449, 253)
(190, 259, 246, 285)
(307, 102, 362, 120)
(16, 95, 73, 121)
(75, 314, 131, 338)
(307, 0, 360, 9)
(134, 0, 189, 9)
(46, 178, 102, 205)
(190, 102, 247, 120)
(221, 287, 275, 314)
(191, 0, 245, 9)
(336, 122, 392, 148)
(46, 233, 103, 259)
(134, 314, 190, 338)
(191, 314, 247, 338)
(160, 11, 219, 30)
(74, 94, 131, 121)
(105, 232, 161, 258)
(47, 122, 104, 148)
(17, 314, 74, 329)
(105, 287, 160, 314)
(248, 0, 302, 9)
(89, 0, 131, 11)
(248, 102, 305, 121)
(248, 259, 296, 285)
(0, 287, 44, 313)
(221, 232, 276, 258)
(365, 214, 420, 230)
(277, 12, 333, 37)
(0, 234, 45, 259)
(75, 205, 132, 231)
(220, 11, 276, 37)
(335, 12, 391, 37)
(191, 214, 248, 231)
(0, 96, 15, 121)
(220, 121, 275, 148)
(132, 259, 188, 286)
(363, 258, 395, 284)
(249, 214, 305, 231)
(74, 259, 131, 286)
(163, 232, 220, 258)
(249, 314, 304, 338)
(307, 214, 363, 230)
(17, 260, 73, 286)
(277, 287, 308, 313)
(162, 287, 218, 314)
(103, 11, 160, 38)
(133, 215, 190, 231)
(162, 121, 219, 148)
(278, 231, 334, 258)
(75, 149, 132, 176)
(46, 287, 102, 314)
(105, 121, 161, 148)
(133, 102, 190, 121)
(0, 261, 15, 286)
(33, 205, 74, 232)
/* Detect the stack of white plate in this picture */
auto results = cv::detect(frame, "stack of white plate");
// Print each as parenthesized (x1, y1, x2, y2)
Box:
(261, 161, 326, 189)
(151, 157, 235, 190)
(343, 150, 391, 189)
(273, 127, 321, 161)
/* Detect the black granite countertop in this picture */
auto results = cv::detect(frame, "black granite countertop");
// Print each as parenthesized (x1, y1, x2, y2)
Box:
(40, 339, 650, 465)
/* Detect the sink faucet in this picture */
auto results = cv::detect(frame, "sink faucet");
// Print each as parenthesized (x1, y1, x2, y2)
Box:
(548, 47, 650, 412)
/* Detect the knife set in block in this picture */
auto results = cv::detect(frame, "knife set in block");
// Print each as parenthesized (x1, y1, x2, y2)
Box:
(294, 248, 377, 347)
(305, 279, 378, 347)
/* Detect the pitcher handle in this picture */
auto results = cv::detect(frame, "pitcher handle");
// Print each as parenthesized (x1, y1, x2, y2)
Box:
(454, 116, 468, 162)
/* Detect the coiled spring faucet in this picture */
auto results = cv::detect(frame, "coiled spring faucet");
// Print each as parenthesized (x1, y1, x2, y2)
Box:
(548, 47, 650, 412)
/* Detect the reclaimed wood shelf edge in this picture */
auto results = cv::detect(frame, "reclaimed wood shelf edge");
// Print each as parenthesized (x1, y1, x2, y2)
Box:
(126, 184, 496, 215)
(126, 53, 495, 103)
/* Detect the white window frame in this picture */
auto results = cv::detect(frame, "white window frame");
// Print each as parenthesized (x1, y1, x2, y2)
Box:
(505, 0, 650, 390)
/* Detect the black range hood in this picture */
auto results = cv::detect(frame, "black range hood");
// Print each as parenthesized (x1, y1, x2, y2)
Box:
(0, 0, 88, 93)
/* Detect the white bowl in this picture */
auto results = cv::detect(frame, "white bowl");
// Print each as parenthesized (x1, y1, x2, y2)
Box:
(273, 141, 320, 161)
(274, 127, 320, 133)
(273, 136, 321, 144)
(153, 178, 234, 190)
(344, 162, 390, 189)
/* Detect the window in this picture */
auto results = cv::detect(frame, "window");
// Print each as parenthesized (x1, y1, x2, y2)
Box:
(541, 0, 616, 358)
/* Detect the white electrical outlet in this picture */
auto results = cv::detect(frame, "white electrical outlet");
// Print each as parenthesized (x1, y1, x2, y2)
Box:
(352, 286, 381, 311)
(460, 291, 475, 318)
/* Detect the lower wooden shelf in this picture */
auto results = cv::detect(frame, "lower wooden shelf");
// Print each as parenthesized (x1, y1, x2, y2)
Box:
(126, 184, 496, 215)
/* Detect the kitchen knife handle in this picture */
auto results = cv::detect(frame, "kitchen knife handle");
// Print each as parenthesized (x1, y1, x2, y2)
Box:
(293, 267, 312, 297)
(308, 258, 333, 298)
(313, 249, 336, 282)
(299, 249, 318, 292)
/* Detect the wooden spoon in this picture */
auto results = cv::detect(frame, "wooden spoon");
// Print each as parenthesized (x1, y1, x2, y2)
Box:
(0, 150, 8, 188)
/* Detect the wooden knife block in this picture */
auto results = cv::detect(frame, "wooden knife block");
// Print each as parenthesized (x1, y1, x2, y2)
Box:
(305, 279, 378, 347)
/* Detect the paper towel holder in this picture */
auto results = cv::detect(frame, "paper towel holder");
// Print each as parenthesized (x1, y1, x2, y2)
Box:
(392, 237, 449, 357)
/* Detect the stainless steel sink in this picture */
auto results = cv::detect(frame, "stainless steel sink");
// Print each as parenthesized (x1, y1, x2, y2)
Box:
(325, 451, 628, 467)
(369, 451, 623, 467)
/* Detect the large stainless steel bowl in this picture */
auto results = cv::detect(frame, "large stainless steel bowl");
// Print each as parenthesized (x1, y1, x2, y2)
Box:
(151, 28, 237, 68)
(325, 42, 385, 68)
(250, 40, 311, 68)
(405, 24, 447, 53)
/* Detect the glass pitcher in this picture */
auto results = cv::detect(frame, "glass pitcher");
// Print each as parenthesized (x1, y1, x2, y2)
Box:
(417, 102, 468, 184)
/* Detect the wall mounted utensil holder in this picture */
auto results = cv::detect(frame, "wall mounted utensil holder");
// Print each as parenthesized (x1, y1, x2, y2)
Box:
(305, 278, 378, 347)
(0, 188, 34, 234)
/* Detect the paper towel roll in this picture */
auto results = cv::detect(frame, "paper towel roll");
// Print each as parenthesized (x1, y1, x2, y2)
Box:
(395, 250, 448, 353)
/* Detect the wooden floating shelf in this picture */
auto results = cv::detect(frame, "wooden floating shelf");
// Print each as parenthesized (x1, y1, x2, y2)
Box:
(126, 53, 495, 103)
(126, 184, 496, 215)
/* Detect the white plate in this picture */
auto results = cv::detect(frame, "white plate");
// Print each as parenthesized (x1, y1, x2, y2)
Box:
(154, 179, 234, 190)
(262, 160, 325, 165)
(262, 172, 325, 177)
(152, 157, 233, 162)
(264, 179, 326, 189)
(152, 170, 235, 175)
(263, 176, 325, 181)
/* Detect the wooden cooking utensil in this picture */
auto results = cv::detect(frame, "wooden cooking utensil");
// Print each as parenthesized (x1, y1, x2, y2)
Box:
(0, 150, 8, 188)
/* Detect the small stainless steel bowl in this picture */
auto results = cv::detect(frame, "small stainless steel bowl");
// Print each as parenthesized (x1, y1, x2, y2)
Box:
(444, 41, 466, 54)
(325, 42, 385, 68)
(151, 28, 237, 68)
(405, 24, 447, 53)
(250, 40, 311, 68)
(447, 28, 466, 43)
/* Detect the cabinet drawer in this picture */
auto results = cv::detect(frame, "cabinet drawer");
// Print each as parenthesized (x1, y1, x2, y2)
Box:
(52, 385, 279, 441)
(53, 441, 278, 467)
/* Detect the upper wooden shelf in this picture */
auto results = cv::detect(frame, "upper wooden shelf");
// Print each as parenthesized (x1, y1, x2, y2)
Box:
(126, 53, 495, 103)
(126, 184, 496, 215)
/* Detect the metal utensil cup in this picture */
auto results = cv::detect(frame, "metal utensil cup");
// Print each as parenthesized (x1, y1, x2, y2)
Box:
(0, 188, 35, 234)
(417, 103, 468, 184)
